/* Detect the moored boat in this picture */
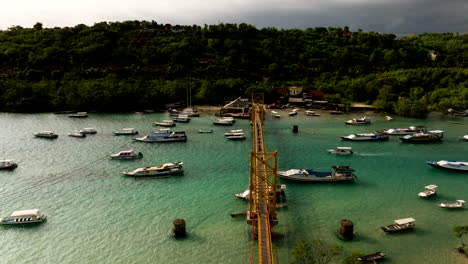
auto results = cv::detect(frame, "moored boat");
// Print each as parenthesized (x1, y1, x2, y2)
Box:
(439, 200, 465, 208)
(69, 112, 88, 118)
(271, 111, 281, 118)
(345, 116, 370, 125)
(305, 110, 319, 116)
(288, 109, 298, 116)
(458, 135, 468, 141)
(380, 217, 415, 232)
(400, 130, 443, 143)
(79, 128, 97, 134)
(110, 149, 143, 160)
(123, 161, 183, 177)
(33, 131, 58, 139)
(234, 185, 288, 208)
(278, 166, 356, 182)
(385, 115, 393, 121)
(357, 252, 386, 262)
(0, 160, 18, 170)
(213, 117, 235, 126)
(153, 120, 176, 127)
(0, 209, 47, 225)
(340, 133, 388, 141)
(68, 131, 86, 138)
(113, 128, 139, 136)
(418, 184, 437, 198)
(378, 126, 426, 135)
(133, 131, 187, 142)
(327, 147, 353, 155)
(226, 135, 246, 140)
(173, 114, 191, 123)
(426, 160, 468, 172)
(198, 129, 213, 133)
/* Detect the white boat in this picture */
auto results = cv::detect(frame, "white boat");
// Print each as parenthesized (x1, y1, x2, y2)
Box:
(458, 135, 468, 141)
(278, 166, 356, 182)
(234, 185, 288, 208)
(123, 162, 183, 177)
(113, 128, 139, 136)
(380, 217, 415, 232)
(181, 107, 200, 117)
(327, 147, 353, 155)
(305, 110, 319, 116)
(173, 114, 191, 123)
(224, 130, 244, 136)
(213, 117, 235, 126)
(439, 200, 465, 208)
(400, 130, 443, 143)
(385, 115, 393, 121)
(0, 160, 18, 170)
(378, 126, 426, 135)
(68, 131, 86, 138)
(418, 184, 437, 198)
(33, 131, 58, 139)
(133, 131, 187, 142)
(0, 209, 47, 225)
(69, 112, 88, 118)
(271, 111, 281, 118)
(345, 116, 370, 125)
(198, 129, 213, 133)
(288, 109, 298, 116)
(79, 128, 97, 134)
(153, 120, 176, 127)
(110, 149, 143, 160)
(226, 135, 246, 140)
(426, 160, 468, 172)
(340, 133, 389, 141)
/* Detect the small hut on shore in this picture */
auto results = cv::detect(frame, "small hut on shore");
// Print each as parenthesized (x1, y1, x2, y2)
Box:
(216, 97, 251, 118)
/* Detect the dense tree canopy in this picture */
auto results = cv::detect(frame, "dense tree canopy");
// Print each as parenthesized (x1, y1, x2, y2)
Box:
(0, 21, 466, 116)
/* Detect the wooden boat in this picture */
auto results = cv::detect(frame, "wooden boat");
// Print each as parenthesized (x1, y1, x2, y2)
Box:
(113, 128, 139, 136)
(418, 184, 437, 198)
(327, 147, 353, 155)
(400, 130, 443, 143)
(198, 129, 213, 133)
(340, 133, 389, 141)
(0, 160, 18, 170)
(0, 209, 47, 225)
(357, 252, 386, 262)
(153, 120, 176, 127)
(345, 116, 370, 125)
(380, 217, 415, 232)
(33, 131, 58, 139)
(439, 200, 465, 208)
(426, 160, 468, 172)
(278, 166, 356, 182)
(123, 162, 183, 177)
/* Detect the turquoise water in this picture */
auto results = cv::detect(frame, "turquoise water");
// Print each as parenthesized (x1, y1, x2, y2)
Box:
(0, 110, 467, 264)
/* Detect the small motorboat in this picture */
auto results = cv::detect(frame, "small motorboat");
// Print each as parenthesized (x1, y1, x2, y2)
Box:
(345, 116, 370, 125)
(439, 200, 465, 208)
(357, 252, 386, 262)
(385, 116, 393, 121)
(110, 149, 143, 160)
(326, 147, 353, 155)
(153, 120, 176, 127)
(123, 162, 183, 177)
(0, 209, 47, 225)
(418, 184, 437, 198)
(400, 130, 443, 143)
(426, 160, 468, 172)
(271, 111, 281, 118)
(213, 117, 235, 126)
(305, 110, 319, 116)
(278, 166, 356, 182)
(380, 217, 415, 232)
(340, 133, 389, 141)
(33, 131, 58, 139)
(79, 128, 97, 134)
(226, 135, 246, 140)
(172, 114, 191, 123)
(0, 160, 18, 170)
(113, 128, 139, 136)
(68, 131, 86, 138)
(198, 129, 213, 133)
(288, 109, 298, 116)
(69, 112, 88, 118)
(458, 135, 468, 141)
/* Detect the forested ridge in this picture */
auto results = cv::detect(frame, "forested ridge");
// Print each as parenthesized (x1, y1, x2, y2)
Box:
(0, 21, 467, 117)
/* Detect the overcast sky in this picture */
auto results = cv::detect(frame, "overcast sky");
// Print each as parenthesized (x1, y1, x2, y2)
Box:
(1, 0, 466, 35)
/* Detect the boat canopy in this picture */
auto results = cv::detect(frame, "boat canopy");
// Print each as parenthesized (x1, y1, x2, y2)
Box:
(425, 184, 438, 190)
(337, 147, 352, 150)
(394, 218, 415, 225)
(11, 209, 40, 217)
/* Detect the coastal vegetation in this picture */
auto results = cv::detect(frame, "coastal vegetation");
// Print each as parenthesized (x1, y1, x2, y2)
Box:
(0, 22, 467, 116)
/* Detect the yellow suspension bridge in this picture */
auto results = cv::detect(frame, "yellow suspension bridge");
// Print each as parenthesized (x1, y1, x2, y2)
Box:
(247, 97, 278, 264)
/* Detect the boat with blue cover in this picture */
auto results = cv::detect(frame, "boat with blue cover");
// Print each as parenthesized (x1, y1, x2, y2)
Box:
(277, 166, 356, 182)
(133, 131, 187, 142)
(426, 160, 468, 172)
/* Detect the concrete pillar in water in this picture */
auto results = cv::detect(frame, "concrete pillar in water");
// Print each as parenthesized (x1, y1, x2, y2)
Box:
(292, 125, 298, 133)
(173, 219, 186, 238)
(340, 219, 354, 240)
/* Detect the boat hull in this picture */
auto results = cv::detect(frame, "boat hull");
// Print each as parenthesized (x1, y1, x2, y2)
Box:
(277, 173, 355, 182)
(340, 136, 388, 141)
(123, 168, 183, 177)
(427, 161, 468, 172)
